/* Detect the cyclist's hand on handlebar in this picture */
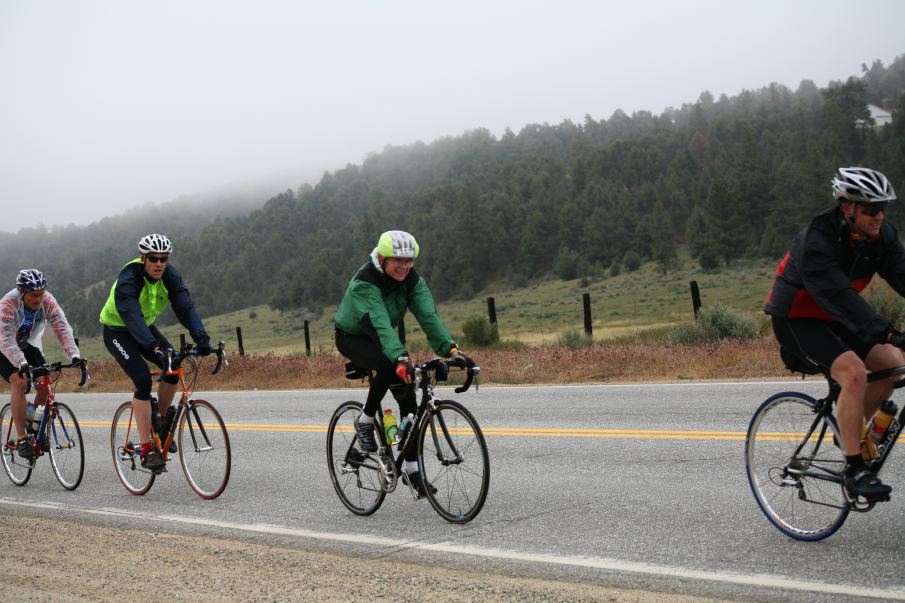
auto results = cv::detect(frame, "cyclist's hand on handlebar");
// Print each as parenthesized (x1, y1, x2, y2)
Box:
(887, 330, 905, 349)
(395, 356, 414, 384)
(17, 362, 30, 378)
(152, 347, 169, 371)
(71, 355, 84, 366)
(195, 339, 212, 356)
(449, 347, 475, 369)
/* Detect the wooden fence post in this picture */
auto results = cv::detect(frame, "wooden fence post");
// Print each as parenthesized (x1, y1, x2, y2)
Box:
(486, 297, 497, 324)
(304, 320, 311, 356)
(582, 292, 593, 336)
(236, 326, 245, 356)
(690, 280, 702, 320)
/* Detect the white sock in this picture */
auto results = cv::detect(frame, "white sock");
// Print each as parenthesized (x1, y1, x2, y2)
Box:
(403, 461, 418, 475)
(357, 413, 374, 424)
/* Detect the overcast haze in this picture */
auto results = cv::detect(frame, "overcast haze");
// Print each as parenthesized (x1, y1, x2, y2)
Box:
(2, 0, 903, 234)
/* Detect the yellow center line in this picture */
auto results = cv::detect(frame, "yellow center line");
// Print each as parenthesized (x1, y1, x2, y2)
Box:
(75, 421, 824, 441)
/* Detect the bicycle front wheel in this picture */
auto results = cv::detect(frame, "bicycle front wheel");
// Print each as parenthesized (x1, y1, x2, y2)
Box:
(326, 401, 386, 515)
(48, 402, 84, 490)
(110, 401, 155, 495)
(419, 400, 489, 524)
(0, 403, 33, 486)
(178, 399, 231, 499)
(746, 392, 849, 541)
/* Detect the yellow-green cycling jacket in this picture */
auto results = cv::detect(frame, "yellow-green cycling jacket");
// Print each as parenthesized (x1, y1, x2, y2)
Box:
(334, 257, 455, 363)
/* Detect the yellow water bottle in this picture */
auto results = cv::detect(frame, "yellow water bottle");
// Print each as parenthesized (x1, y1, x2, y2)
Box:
(383, 409, 398, 445)
(860, 417, 877, 461)
(868, 400, 898, 443)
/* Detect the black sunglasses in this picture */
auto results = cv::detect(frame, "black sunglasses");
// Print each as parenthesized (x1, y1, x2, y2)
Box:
(145, 254, 169, 264)
(857, 202, 889, 217)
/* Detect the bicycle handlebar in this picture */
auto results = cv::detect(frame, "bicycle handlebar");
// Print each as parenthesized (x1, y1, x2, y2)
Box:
(413, 358, 480, 394)
(21, 359, 90, 394)
(157, 341, 227, 380)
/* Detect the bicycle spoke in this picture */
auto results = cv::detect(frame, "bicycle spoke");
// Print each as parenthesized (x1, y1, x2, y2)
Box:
(178, 400, 231, 499)
(48, 402, 84, 490)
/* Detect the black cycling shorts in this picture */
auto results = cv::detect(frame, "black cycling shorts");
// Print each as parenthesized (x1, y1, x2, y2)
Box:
(772, 317, 877, 374)
(103, 325, 176, 400)
(0, 345, 46, 382)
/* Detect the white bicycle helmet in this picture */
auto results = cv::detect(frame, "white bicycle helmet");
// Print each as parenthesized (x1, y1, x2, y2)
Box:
(17, 269, 47, 291)
(832, 167, 897, 203)
(138, 233, 173, 254)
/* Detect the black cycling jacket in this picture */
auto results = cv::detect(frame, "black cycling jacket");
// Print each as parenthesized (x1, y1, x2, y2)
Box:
(764, 205, 905, 344)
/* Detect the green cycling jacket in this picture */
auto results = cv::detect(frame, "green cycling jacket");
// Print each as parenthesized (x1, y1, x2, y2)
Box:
(334, 259, 454, 363)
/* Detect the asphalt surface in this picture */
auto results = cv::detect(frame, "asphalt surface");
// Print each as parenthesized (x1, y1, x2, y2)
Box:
(2, 381, 904, 601)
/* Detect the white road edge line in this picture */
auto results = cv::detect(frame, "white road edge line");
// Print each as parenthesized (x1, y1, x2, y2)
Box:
(2, 497, 902, 600)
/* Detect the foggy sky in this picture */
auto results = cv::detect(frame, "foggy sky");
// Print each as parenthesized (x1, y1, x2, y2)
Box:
(2, 0, 903, 234)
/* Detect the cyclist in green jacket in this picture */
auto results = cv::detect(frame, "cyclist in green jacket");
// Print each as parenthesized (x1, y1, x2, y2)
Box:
(334, 230, 474, 497)
(99, 234, 211, 472)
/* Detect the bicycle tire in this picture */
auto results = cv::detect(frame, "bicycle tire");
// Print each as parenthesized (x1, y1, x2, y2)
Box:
(178, 399, 231, 499)
(47, 402, 84, 490)
(419, 400, 489, 524)
(327, 401, 386, 515)
(0, 403, 33, 486)
(746, 392, 849, 541)
(110, 401, 156, 495)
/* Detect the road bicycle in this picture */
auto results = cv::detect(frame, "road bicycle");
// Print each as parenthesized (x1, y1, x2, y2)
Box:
(110, 342, 230, 499)
(327, 358, 489, 524)
(1, 360, 90, 490)
(746, 361, 905, 540)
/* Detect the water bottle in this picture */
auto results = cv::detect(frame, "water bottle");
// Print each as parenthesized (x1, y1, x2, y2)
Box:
(161, 405, 176, 437)
(32, 404, 45, 432)
(25, 403, 36, 433)
(383, 409, 398, 444)
(150, 397, 162, 435)
(868, 400, 898, 443)
(860, 417, 877, 461)
(397, 413, 414, 449)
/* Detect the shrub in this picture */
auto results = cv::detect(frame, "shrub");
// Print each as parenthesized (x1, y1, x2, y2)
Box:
(863, 286, 905, 330)
(623, 250, 641, 272)
(609, 261, 621, 277)
(248, 310, 257, 320)
(669, 303, 758, 344)
(556, 330, 594, 348)
(461, 316, 500, 347)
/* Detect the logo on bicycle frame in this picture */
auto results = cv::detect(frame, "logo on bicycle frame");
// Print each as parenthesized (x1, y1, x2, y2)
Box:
(875, 417, 901, 459)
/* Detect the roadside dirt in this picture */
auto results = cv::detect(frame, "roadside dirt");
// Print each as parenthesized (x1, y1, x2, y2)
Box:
(0, 513, 726, 602)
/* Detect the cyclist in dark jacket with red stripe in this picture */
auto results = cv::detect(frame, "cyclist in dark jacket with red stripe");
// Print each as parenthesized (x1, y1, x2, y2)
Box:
(765, 167, 902, 500)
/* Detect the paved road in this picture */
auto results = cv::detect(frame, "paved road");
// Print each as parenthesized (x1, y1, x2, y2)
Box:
(2, 381, 904, 601)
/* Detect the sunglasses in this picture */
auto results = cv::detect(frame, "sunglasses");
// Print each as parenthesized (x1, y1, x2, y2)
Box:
(145, 254, 169, 264)
(857, 203, 889, 217)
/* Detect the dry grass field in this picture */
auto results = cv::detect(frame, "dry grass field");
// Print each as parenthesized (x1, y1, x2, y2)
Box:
(0, 336, 803, 395)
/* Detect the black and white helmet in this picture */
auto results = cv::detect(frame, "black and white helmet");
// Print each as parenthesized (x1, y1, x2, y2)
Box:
(138, 233, 173, 254)
(17, 269, 47, 292)
(832, 167, 897, 203)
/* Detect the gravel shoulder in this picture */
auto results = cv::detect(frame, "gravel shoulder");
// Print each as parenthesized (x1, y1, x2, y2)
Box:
(1, 513, 725, 602)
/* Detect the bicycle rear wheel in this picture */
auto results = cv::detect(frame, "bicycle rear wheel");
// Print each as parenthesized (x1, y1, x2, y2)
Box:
(110, 401, 156, 495)
(327, 401, 386, 515)
(419, 400, 489, 524)
(0, 403, 33, 486)
(746, 392, 849, 541)
(178, 399, 231, 499)
(48, 402, 84, 490)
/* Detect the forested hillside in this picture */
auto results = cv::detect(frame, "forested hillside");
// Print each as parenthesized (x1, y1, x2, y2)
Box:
(2, 56, 904, 338)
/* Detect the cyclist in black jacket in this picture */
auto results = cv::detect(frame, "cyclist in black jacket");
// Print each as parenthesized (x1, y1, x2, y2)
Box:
(765, 167, 902, 500)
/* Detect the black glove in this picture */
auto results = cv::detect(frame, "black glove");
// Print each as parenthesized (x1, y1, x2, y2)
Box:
(888, 330, 905, 349)
(71, 355, 83, 367)
(196, 339, 212, 356)
(450, 349, 475, 369)
(152, 347, 170, 371)
(395, 356, 414, 384)
(17, 362, 30, 378)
